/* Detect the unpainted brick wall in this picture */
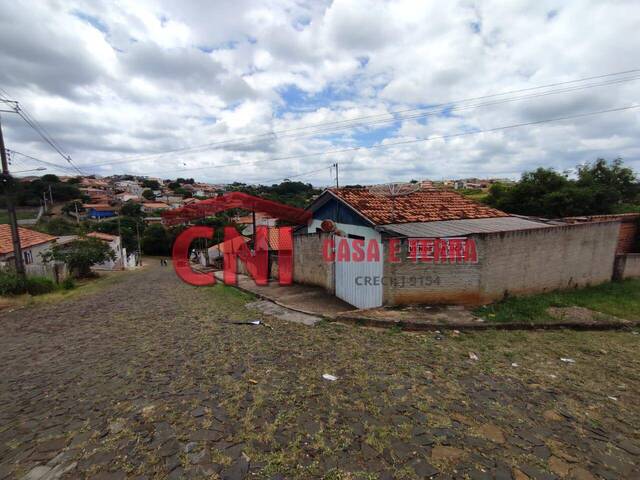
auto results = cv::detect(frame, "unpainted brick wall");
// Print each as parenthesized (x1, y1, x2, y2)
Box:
(617, 218, 639, 253)
(293, 233, 334, 292)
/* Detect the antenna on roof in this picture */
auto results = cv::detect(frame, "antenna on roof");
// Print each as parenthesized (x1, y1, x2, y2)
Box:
(369, 181, 422, 223)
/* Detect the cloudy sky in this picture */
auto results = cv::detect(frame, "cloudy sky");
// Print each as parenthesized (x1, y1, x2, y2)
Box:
(1, 0, 639, 186)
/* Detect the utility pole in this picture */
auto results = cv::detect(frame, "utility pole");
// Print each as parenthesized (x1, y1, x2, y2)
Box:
(74, 201, 80, 224)
(252, 209, 256, 249)
(0, 114, 26, 278)
(48, 184, 53, 205)
(136, 220, 142, 267)
(117, 214, 125, 270)
(334, 162, 339, 189)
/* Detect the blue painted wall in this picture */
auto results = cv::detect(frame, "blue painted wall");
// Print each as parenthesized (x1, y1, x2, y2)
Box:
(313, 197, 370, 227)
(88, 208, 116, 219)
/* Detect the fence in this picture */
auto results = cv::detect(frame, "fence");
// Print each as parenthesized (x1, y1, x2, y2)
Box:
(25, 262, 69, 283)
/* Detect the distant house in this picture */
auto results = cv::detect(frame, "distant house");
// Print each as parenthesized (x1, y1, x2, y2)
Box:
(114, 180, 144, 196)
(84, 204, 117, 219)
(0, 225, 57, 267)
(156, 195, 184, 208)
(141, 202, 170, 213)
(234, 212, 277, 235)
(86, 232, 123, 270)
(116, 193, 141, 203)
(80, 187, 111, 204)
(208, 235, 250, 261)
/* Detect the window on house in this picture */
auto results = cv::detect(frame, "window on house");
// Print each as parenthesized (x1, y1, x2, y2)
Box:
(23, 250, 33, 265)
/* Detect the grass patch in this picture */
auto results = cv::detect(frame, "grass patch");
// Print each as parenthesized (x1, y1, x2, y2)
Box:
(0, 270, 131, 310)
(0, 208, 39, 224)
(475, 279, 640, 323)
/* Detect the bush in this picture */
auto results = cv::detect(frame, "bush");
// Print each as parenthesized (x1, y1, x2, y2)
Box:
(0, 271, 56, 296)
(62, 277, 76, 290)
(25, 277, 56, 295)
(0, 270, 26, 295)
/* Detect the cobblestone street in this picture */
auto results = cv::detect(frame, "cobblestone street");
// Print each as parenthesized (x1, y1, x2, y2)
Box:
(0, 262, 638, 479)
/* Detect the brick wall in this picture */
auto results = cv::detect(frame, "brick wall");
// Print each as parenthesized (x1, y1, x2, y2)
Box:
(613, 253, 640, 280)
(617, 217, 639, 253)
(562, 213, 639, 254)
(293, 233, 334, 292)
(477, 221, 619, 302)
(382, 220, 621, 305)
(382, 241, 482, 304)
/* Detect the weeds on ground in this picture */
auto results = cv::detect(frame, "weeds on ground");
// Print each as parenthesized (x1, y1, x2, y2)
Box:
(474, 279, 640, 323)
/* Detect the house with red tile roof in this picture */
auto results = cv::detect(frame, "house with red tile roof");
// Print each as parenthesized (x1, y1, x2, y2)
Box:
(303, 186, 530, 242)
(86, 232, 123, 270)
(298, 185, 553, 309)
(141, 201, 170, 213)
(0, 225, 57, 267)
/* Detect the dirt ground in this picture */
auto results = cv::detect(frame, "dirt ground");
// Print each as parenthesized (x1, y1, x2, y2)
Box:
(1, 261, 639, 479)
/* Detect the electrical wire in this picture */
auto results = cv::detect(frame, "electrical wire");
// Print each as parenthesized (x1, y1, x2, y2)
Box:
(140, 104, 640, 177)
(253, 164, 336, 185)
(7, 149, 81, 173)
(85, 69, 640, 169)
(0, 88, 85, 175)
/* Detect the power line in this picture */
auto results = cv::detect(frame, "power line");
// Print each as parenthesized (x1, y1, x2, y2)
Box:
(7, 149, 80, 173)
(140, 103, 640, 177)
(0, 89, 84, 175)
(15, 110, 84, 175)
(253, 164, 336, 185)
(85, 68, 640, 169)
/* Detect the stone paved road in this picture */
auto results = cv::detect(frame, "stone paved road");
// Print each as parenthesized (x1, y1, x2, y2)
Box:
(1, 262, 639, 479)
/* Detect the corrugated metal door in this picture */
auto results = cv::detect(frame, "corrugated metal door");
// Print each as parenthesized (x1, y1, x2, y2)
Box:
(335, 237, 383, 309)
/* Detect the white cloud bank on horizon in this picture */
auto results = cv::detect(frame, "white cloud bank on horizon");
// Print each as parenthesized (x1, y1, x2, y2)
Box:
(1, 0, 639, 185)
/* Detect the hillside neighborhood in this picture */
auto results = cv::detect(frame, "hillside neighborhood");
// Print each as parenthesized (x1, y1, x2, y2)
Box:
(1, 1, 640, 480)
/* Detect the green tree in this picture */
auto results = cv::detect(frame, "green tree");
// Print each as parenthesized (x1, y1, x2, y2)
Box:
(42, 237, 116, 278)
(142, 179, 161, 190)
(142, 189, 155, 201)
(62, 200, 84, 215)
(141, 224, 170, 255)
(120, 200, 143, 217)
(41, 174, 60, 183)
(38, 217, 78, 236)
(174, 187, 192, 198)
(576, 158, 639, 205)
(485, 159, 639, 217)
(93, 216, 144, 252)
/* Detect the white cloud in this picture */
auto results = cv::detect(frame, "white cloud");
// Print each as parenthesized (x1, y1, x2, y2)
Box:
(0, 0, 638, 185)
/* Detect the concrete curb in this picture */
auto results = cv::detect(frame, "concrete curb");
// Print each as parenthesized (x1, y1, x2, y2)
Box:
(332, 314, 640, 331)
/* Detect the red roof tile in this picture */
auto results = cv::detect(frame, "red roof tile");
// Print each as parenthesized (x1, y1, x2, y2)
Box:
(329, 187, 508, 225)
(0, 225, 57, 255)
(267, 227, 293, 251)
